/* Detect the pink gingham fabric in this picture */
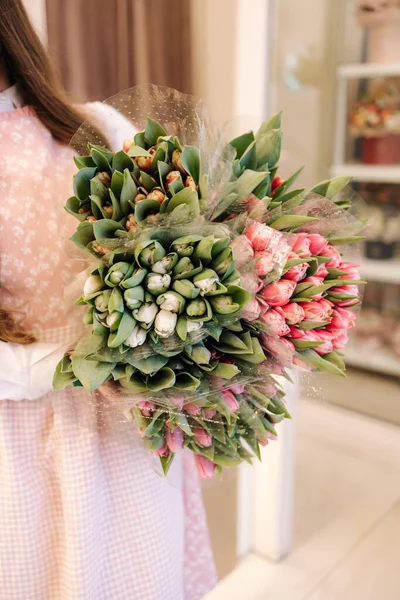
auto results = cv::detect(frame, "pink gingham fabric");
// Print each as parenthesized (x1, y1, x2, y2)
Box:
(0, 106, 217, 599)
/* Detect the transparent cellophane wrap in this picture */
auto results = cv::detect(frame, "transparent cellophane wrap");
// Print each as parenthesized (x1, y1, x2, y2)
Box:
(50, 84, 367, 477)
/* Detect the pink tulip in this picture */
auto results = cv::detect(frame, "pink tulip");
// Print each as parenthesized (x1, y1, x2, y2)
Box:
(255, 251, 276, 277)
(281, 302, 305, 325)
(242, 298, 262, 322)
(154, 443, 169, 457)
(299, 299, 333, 322)
(302, 276, 324, 299)
(195, 454, 216, 479)
(315, 263, 329, 279)
(327, 327, 349, 350)
(307, 234, 329, 256)
(330, 284, 359, 308)
(204, 409, 217, 419)
(330, 307, 357, 330)
(229, 383, 245, 395)
(338, 261, 361, 281)
(230, 235, 254, 267)
(290, 328, 334, 355)
(193, 426, 213, 447)
(184, 403, 202, 416)
(138, 401, 156, 417)
(322, 244, 341, 268)
(167, 394, 185, 409)
(166, 427, 184, 453)
(261, 279, 296, 307)
(243, 193, 260, 211)
(245, 222, 277, 252)
(290, 233, 312, 258)
(261, 335, 295, 364)
(222, 390, 240, 412)
(310, 330, 335, 355)
(240, 272, 263, 295)
(261, 307, 291, 337)
(283, 261, 309, 283)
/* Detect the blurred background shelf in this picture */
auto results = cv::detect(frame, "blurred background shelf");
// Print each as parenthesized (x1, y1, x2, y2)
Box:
(344, 343, 400, 378)
(331, 164, 400, 183)
(360, 258, 400, 284)
(337, 63, 400, 79)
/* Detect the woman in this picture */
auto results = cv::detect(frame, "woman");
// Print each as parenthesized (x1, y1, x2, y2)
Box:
(0, 1, 217, 598)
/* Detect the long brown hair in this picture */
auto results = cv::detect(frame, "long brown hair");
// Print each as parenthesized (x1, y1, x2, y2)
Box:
(0, 0, 107, 343)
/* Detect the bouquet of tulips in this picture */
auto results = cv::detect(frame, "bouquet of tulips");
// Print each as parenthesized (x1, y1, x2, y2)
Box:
(54, 90, 365, 477)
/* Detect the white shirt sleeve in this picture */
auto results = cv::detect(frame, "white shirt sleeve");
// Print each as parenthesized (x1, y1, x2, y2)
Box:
(84, 101, 137, 151)
(0, 341, 68, 402)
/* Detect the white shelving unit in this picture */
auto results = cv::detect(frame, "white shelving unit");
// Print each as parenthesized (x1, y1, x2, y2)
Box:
(344, 344, 400, 378)
(332, 62, 400, 377)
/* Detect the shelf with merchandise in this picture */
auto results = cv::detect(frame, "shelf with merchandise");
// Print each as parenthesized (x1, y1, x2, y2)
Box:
(331, 164, 400, 183)
(344, 342, 400, 378)
(337, 63, 400, 80)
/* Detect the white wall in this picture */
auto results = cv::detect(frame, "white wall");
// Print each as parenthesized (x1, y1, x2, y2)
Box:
(191, 0, 270, 127)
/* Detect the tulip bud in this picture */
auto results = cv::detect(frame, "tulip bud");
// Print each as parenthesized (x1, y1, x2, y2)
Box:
(204, 409, 217, 419)
(222, 390, 239, 412)
(172, 149, 186, 173)
(186, 298, 207, 317)
(98, 171, 111, 185)
(106, 262, 132, 287)
(193, 426, 212, 447)
(136, 155, 152, 172)
(134, 302, 158, 326)
(94, 290, 112, 313)
(186, 320, 203, 333)
(87, 215, 97, 223)
(126, 213, 137, 232)
(106, 311, 122, 331)
(166, 426, 184, 453)
(184, 403, 201, 416)
(91, 241, 108, 255)
(137, 241, 166, 269)
(125, 324, 147, 348)
(147, 189, 166, 204)
(211, 248, 234, 277)
(124, 286, 144, 310)
(172, 279, 200, 299)
(170, 237, 199, 258)
(138, 400, 156, 417)
(156, 291, 185, 313)
(152, 253, 178, 275)
(166, 170, 182, 186)
(146, 273, 171, 296)
(194, 454, 216, 479)
(84, 274, 103, 298)
(193, 269, 219, 295)
(185, 176, 197, 190)
(78, 205, 89, 214)
(188, 343, 211, 365)
(209, 295, 239, 315)
(103, 205, 113, 218)
(123, 138, 135, 153)
(154, 309, 178, 338)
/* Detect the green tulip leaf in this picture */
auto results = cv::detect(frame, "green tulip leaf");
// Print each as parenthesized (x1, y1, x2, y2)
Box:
(229, 130, 255, 159)
(147, 367, 176, 391)
(120, 168, 137, 206)
(112, 150, 133, 173)
(107, 311, 136, 348)
(73, 167, 97, 201)
(181, 145, 200, 184)
(70, 221, 95, 249)
(144, 118, 167, 146)
(91, 148, 111, 171)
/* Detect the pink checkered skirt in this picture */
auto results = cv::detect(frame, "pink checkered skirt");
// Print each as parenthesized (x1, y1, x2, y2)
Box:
(0, 387, 217, 599)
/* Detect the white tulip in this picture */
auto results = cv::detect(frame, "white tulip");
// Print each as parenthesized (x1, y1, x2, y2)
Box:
(106, 311, 121, 329)
(134, 302, 158, 325)
(194, 277, 218, 295)
(158, 292, 181, 312)
(187, 320, 203, 333)
(154, 310, 177, 338)
(146, 274, 171, 293)
(83, 275, 103, 298)
(125, 325, 147, 348)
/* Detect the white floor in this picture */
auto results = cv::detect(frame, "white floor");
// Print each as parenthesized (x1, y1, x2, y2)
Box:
(207, 399, 400, 600)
